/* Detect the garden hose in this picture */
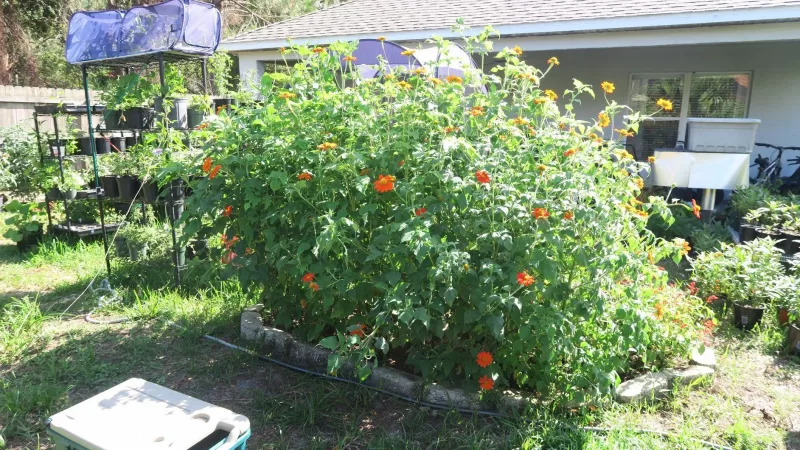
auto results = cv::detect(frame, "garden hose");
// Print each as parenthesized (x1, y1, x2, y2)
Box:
(79, 310, 733, 450)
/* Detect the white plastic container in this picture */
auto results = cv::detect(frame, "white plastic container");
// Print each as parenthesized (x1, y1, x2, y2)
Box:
(686, 118, 760, 154)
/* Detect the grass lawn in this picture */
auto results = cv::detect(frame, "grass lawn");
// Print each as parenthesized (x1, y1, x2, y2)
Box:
(1, 231, 799, 449)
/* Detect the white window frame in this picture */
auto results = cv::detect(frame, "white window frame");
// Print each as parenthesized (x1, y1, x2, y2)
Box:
(627, 71, 753, 147)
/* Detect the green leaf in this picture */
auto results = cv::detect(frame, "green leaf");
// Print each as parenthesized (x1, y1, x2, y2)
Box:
(320, 336, 339, 350)
(375, 336, 389, 354)
(486, 314, 504, 339)
(444, 287, 457, 306)
(385, 271, 401, 286)
(414, 307, 430, 328)
(464, 309, 481, 323)
(358, 364, 372, 381)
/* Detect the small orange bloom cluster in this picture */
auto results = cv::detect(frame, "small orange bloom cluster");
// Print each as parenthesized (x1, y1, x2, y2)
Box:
(512, 46, 523, 56)
(563, 210, 574, 220)
(691, 199, 702, 219)
(446, 75, 463, 84)
(654, 302, 665, 320)
(622, 203, 649, 219)
(317, 142, 337, 151)
(415, 207, 427, 216)
(443, 126, 459, 133)
(517, 73, 538, 83)
(615, 128, 635, 138)
(547, 56, 560, 66)
(511, 117, 529, 126)
(278, 92, 296, 100)
(223, 205, 233, 217)
(476, 351, 493, 368)
(312, 47, 326, 54)
(517, 272, 535, 287)
(675, 238, 691, 256)
(475, 170, 491, 184)
(400, 49, 416, 56)
(544, 89, 558, 101)
(350, 323, 366, 338)
(209, 164, 221, 179)
(221, 251, 237, 264)
(202, 157, 212, 173)
(297, 172, 313, 181)
(374, 174, 396, 193)
(634, 177, 644, 189)
(469, 106, 485, 117)
(343, 55, 357, 62)
(563, 148, 577, 157)
(427, 77, 443, 85)
(397, 80, 412, 90)
(302, 272, 319, 291)
(597, 112, 611, 128)
(532, 207, 550, 220)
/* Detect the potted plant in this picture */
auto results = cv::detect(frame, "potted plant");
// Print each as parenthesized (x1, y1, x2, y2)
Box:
(729, 240, 786, 330)
(209, 51, 236, 113)
(119, 224, 169, 261)
(56, 167, 87, 200)
(779, 206, 800, 256)
(95, 135, 112, 154)
(2, 200, 46, 251)
(154, 66, 189, 129)
(101, 73, 156, 130)
(112, 154, 141, 201)
(110, 135, 127, 153)
(98, 155, 119, 198)
(786, 289, 800, 354)
(188, 94, 212, 128)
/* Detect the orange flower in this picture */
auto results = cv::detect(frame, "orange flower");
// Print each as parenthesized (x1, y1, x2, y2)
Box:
(222, 235, 239, 250)
(563, 148, 577, 157)
(537, 164, 547, 172)
(563, 211, 574, 220)
(400, 49, 416, 56)
(279, 47, 288, 55)
(216, 105, 226, 114)
(350, 323, 366, 338)
(532, 207, 550, 220)
(469, 106, 485, 117)
(474, 170, 491, 184)
(675, 238, 691, 256)
(302, 273, 315, 283)
(512, 45, 523, 56)
(415, 207, 427, 216)
(533, 97, 547, 105)
(297, 172, 313, 181)
(446, 75, 463, 84)
(476, 351, 493, 368)
(601, 81, 615, 94)
(196, 122, 209, 130)
(202, 157, 212, 173)
(397, 80, 412, 90)
(615, 128, 635, 138)
(598, 112, 610, 128)
(478, 375, 494, 390)
(656, 98, 674, 111)
(343, 55, 357, 62)
(547, 57, 560, 66)
(223, 205, 232, 217)
(373, 174, 396, 193)
(278, 92, 296, 100)
(317, 142, 337, 151)
(691, 199, 701, 219)
(544, 89, 558, 101)
(312, 47, 326, 54)
(221, 251, 237, 265)
(209, 165, 222, 179)
(706, 295, 719, 304)
(427, 77, 443, 85)
(309, 282, 319, 291)
(654, 302, 664, 320)
(517, 272, 535, 287)
(588, 132, 598, 139)
(648, 156, 656, 163)
(444, 126, 459, 133)
(512, 117, 529, 126)
(634, 177, 644, 189)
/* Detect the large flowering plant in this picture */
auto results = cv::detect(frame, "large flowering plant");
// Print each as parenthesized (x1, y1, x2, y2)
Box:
(179, 33, 707, 403)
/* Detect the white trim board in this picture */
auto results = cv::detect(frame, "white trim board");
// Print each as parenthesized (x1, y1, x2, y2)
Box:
(221, 5, 800, 52)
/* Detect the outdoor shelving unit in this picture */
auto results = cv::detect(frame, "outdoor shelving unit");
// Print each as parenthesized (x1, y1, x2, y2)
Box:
(63, 0, 222, 287)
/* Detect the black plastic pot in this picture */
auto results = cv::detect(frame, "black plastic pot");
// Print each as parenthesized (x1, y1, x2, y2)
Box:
(787, 323, 800, 355)
(110, 136, 126, 153)
(34, 104, 60, 115)
(78, 137, 93, 156)
(739, 223, 758, 243)
(114, 236, 128, 257)
(779, 230, 800, 255)
(167, 179, 185, 221)
(755, 227, 781, 241)
(125, 135, 140, 148)
(734, 303, 765, 331)
(104, 110, 121, 130)
(116, 176, 141, 202)
(100, 176, 119, 198)
(141, 180, 162, 203)
(63, 189, 77, 200)
(187, 106, 206, 129)
(213, 98, 236, 115)
(128, 242, 149, 261)
(16, 229, 43, 252)
(187, 239, 208, 260)
(95, 137, 111, 154)
(46, 187, 60, 200)
(48, 139, 67, 157)
(119, 107, 154, 130)
(154, 97, 189, 129)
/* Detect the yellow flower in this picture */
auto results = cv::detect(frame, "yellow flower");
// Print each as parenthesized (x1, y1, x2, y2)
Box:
(446, 75, 463, 84)
(675, 238, 691, 256)
(278, 92, 296, 100)
(511, 117, 529, 126)
(397, 80, 412, 90)
(597, 112, 610, 128)
(656, 98, 674, 111)
(512, 46, 523, 56)
(469, 106, 485, 117)
(317, 142, 337, 151)
(634, 177, 644, 189)
(312, 47, 326, 54)
(537, 164, 547, 172)
(601, 81, 615, 94)
(648, 156, 656, 163)
(615, 150, 633, 160)
(343, 55, 357, 62)
(427, 77, 443, 85)
(547, 57, 560, 66)
(533, 97, 547, 105)
(413, 67, 427, 75)
(377, 36, 386, 42)
(615, 128, 635, 138)
(401, 49, 416, 56)
(544, 89, 558, 101)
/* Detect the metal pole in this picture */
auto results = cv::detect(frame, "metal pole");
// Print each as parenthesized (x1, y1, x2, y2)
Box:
(202, 59, 208, 94)
(159, 54, 182, 288)
(33, 113, 53, 229)
(53, 115, 72, 238)
(83, 65, 111, 277)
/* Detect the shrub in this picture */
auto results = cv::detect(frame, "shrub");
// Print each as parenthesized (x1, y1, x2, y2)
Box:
(180, 35, 707, 402)
(0, 125, 40, 198)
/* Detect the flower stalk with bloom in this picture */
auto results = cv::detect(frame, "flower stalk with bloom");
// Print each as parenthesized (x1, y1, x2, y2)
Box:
(512, 46, 523, 56)
(547, 57, 559, 66)
(657, 98, 674, 111)
(202, 157, 212, 173)
(601, 81, 615, 94)
(475, 170, 491, 184)
(598, 112, 610, 128)
(415, 207, 427, 216)
(532, 208, 550, 220)
(469, 106, 485, 117)
(209, 165, 222, 179)
(517, 272, 535, 287)
(476, 351, 493, 367)
(373, 174, 396, 193)
(446, 75, 463, 84)
(544, 89, 558, 101)
(691, 199, 702, 219)
(317, 142, 337, 151)
(297, 172, 313, 181)
(479, 375, 494, 390)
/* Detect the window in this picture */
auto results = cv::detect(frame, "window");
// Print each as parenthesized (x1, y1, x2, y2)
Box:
(628, 72, 751, 160)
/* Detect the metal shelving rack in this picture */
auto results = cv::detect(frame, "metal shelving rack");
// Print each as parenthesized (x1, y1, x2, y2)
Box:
(76, 52, 209, 287)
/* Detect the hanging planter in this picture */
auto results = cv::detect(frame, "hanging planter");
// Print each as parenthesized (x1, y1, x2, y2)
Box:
(110, 136, 127, 153)
(116, 176, 141, 202)
(733, 303, 765, 331)
(95, 137, 112, 154)
(100, 176, 119, 198)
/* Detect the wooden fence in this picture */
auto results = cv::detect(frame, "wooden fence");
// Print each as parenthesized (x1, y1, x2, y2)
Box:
(0, 85, 100, 133)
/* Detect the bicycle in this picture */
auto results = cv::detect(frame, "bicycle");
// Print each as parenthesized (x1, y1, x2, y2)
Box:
(751, 142, 800, 194)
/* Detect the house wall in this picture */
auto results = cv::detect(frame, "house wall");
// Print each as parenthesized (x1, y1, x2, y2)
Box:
(512, 40, 800, 173)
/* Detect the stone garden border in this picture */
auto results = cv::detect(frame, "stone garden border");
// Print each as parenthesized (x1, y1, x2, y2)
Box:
(241, 305, 717, 410)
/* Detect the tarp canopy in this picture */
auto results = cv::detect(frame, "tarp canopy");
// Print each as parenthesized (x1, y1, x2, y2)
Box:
(66, 0, 221, 65)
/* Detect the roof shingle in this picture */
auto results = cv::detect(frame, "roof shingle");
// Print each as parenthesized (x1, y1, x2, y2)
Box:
(224, 0, 800, 45)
